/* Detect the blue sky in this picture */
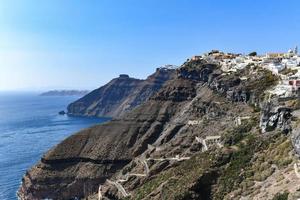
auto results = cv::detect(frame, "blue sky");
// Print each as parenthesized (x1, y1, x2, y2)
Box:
(0, 0, 300, 91)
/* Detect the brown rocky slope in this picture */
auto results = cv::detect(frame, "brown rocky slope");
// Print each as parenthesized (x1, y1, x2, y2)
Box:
(19, 59, 300, 200)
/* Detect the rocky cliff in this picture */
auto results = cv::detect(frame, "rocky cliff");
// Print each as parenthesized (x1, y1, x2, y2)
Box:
(67, 67, 176, 118)
(19, 58, 300, 200)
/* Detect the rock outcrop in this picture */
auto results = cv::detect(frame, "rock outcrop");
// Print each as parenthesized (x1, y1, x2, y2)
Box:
(67, 67, 176, 118)
(260, 101, 292, 133)
(19, 58, 300, 200)
(291, 110, 300, 156)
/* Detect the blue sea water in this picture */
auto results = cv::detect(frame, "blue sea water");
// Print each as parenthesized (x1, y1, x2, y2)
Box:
(0, 92, 110, 200)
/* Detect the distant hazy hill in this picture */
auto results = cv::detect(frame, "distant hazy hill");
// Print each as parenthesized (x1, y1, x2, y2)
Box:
(40, 90, 89, 96)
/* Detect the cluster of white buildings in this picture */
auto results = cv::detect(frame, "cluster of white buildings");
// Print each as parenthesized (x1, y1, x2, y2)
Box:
(188, 47, 300, 98)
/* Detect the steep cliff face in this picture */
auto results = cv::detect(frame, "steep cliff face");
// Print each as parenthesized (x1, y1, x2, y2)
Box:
(18, 75, 188, 200)
(19, 60, 300, 200)
(67, 68, 176, 118)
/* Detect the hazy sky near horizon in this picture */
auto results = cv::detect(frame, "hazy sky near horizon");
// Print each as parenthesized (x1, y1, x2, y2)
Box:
(1, 0, 300, 91)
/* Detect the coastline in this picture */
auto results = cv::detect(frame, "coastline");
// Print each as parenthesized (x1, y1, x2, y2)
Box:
(0, 93, 109, 200)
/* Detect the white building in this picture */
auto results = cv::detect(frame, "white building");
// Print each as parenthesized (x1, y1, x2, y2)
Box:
(264, 63, 285, 74)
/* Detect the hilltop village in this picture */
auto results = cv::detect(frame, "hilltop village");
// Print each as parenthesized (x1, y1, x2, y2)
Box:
(189, 47, 300, 99)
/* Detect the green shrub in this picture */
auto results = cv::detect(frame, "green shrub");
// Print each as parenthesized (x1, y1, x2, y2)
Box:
(248, 52, 257, 56)
(272, 191, 289, 200)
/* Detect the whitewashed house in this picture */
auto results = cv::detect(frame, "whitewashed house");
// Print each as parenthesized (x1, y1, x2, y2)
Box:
(264, 62, 285, 74)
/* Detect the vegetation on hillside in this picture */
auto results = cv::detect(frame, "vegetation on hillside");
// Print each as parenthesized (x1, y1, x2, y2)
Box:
(128, 119, 295, 200)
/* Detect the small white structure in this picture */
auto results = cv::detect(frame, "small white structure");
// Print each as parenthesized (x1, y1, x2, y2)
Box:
(196, 135, 223, 152)
(264, 63, 285, 74)
(282, 58, 298, 69)
(268, 84, 293, 98)
(294, 163, 300, 179)
(240, 76, 248, 81)
(235, 116, 251, 126)
(188, 120, 202, 125)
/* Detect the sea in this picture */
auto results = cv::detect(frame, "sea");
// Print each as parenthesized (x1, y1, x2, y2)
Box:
(0, 92, 110, 200)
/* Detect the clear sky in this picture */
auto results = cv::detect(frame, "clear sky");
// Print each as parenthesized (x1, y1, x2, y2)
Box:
(1, 0, 300, 91)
